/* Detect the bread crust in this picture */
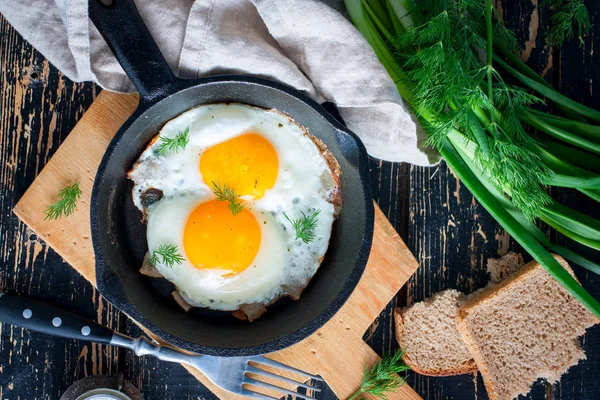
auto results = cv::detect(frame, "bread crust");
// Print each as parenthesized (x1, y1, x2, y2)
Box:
(394, 308, 478, 376)
(456, 255, 600, 400)
(302, 131, 342, 217)
(172, 290, 193, 312)
(139, 253, 164, 278)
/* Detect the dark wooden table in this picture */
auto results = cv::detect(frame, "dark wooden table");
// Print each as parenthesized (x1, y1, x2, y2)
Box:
(1, 2, 599, 399)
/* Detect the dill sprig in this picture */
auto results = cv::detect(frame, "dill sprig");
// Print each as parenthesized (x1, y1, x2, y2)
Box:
(211, 181, 244, 216)
(149, 244, 184, 268)
(348, 348, 411, 400)
(283, 210, 320, 244)
(155, 127, 190, 156)
(44, 182, 82, 220)
(542, 0, 590, 46)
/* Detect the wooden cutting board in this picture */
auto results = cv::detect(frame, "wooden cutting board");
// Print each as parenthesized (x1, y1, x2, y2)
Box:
(13, 91, 421, 400)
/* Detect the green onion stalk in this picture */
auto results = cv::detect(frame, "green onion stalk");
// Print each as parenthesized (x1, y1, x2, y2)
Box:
(344, 0, 600, 318)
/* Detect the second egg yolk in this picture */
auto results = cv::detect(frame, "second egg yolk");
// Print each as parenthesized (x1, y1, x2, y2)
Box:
(200, 133, 278, 199)
(183, 200, 261, 274)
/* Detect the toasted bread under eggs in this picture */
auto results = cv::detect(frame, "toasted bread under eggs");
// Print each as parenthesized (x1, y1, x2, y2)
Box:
(136, 109, 343, 322)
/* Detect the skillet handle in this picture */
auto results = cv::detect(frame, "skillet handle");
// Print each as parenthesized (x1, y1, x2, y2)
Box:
(0, 293, 114, 345)
(89, 0, 178, 102)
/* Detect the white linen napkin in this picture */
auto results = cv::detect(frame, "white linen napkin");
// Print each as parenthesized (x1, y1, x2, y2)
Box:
(0, 0, 437, 165)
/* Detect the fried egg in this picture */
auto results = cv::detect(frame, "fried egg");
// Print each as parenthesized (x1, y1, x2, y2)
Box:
(129, 103, 341, 314)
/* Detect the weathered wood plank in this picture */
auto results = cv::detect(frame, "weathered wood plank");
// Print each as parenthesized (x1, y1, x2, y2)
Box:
(1, 0, 600, 397)
(0, 13, 124, 400)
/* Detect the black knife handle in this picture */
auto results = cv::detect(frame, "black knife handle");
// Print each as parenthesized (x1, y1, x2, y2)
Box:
(0, 293, 113, 344)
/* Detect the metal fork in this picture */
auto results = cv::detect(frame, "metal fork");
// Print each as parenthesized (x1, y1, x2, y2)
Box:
(0, 292, 322, 399)
(111, 334, 323, 399)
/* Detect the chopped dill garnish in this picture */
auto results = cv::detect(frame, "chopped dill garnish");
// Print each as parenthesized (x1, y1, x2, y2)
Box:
(211, 181, 244, 216)
(283, 209, 320, 244)
(44, 182, 82, 220)
(149, 244, 184, 268)
(348, 348, 411, 400)
(155, 127, 190, 156)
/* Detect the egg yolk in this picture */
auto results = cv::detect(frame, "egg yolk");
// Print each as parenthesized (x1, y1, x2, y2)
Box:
(183, 200, 261, 274)
(200, 133, 278, 199)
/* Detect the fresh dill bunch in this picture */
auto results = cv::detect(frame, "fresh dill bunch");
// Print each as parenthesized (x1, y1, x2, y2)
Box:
(44, 182, 82, 220)
(283, 210, 320, 244)
(542, 0, 590, 46)
(394, 1, 553, 220)
(399, 23, 485, 151)
(155, 127, 190, 156)
(348, 348, 411, 400)
(149, 244, 184, 268)
(211, 181, 244, 216)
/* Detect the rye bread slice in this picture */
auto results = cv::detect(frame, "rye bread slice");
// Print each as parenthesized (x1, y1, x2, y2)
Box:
(394, 252, 525, 376)
(395, 290, 477, 376)
(456, 256, 599, 400)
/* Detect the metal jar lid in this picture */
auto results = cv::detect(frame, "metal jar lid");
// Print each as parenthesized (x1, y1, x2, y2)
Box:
(76, 388, 133, 400)
(60, 374, 143, 400)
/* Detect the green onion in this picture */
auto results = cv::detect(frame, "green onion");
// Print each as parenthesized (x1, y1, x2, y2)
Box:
(522, 111, 600, 154)
(495, 56, 600, 122)
(544, 174, 600, 189)
(527, 109, 600, 140)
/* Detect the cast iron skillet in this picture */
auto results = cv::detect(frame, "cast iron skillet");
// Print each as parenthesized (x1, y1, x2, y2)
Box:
(90, 0, 374, 356)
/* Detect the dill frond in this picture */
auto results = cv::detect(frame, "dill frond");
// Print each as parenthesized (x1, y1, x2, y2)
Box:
(476, 138, 553, 220)
(493, 16, 520, 53)
(149, 251, 160, 267)
(348, 348, 411, 400)
(44, 182, 82, 220)
(283, 210, 320, 244)
(542, 0, 590, 46)
(211, 181, 244, 216)
(149, 244, 184, 268)
(155, 127, 190, 156)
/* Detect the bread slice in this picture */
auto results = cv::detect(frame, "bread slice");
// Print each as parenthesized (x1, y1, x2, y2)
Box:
(456, 256, 599, 400)
(394, 252, 525, 376)
(395, 290, 477, 376)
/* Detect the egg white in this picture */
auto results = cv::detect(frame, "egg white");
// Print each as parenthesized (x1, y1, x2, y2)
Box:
(130, 103, 337, 311)
(146, 196, 287, 310)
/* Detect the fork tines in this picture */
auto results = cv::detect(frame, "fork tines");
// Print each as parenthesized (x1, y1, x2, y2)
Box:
(242, 355, 323, 400)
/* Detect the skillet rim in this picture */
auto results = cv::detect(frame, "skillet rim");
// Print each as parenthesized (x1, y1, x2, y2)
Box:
(91, 75, 375, 356)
